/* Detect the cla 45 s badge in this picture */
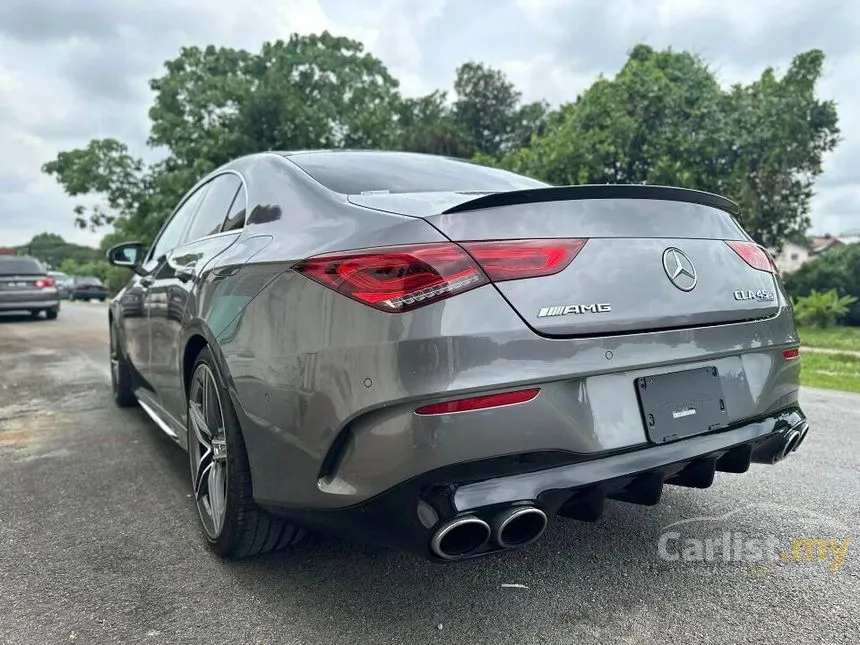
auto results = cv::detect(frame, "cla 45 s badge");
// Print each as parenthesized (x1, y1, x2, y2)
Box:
(733, 289, 775, 302)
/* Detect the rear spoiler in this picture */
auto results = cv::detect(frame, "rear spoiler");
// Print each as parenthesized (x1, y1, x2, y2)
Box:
(442, 184, 740, 216)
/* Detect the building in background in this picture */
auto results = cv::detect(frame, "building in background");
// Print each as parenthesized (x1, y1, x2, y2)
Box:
(771, 234, 852, 275)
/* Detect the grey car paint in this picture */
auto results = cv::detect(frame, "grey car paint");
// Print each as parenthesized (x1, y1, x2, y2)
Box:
(0, 256, 60, 313)
(109, 151, 802, 530)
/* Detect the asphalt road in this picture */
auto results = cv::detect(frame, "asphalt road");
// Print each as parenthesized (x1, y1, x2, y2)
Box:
(1, 302, 858, 645)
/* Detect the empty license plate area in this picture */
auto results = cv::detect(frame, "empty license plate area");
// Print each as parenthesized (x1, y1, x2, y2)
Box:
(635, 366, 729, 444)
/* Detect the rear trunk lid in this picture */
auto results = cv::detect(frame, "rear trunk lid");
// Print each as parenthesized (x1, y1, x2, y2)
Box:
(0, 257, 47, 298)
(350, 186, 780, 337)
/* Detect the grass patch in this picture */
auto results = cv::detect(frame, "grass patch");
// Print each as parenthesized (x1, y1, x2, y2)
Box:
(797, 325, 860, 352)
(800, 352, 860, 394)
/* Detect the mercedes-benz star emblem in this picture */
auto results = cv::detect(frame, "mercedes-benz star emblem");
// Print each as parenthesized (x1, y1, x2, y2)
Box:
(662, 248, 697, 291)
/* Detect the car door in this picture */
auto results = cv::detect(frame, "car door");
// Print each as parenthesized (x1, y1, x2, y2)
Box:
(127, 185, 209, 386)
(147, 172, 245, 421)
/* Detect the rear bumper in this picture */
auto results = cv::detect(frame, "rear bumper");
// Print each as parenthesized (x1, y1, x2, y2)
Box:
(0, 296, 60, 311)
(261, 407, 808, 561)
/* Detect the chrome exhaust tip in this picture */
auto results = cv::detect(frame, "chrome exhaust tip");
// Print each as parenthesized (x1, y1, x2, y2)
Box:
(778, 428, 801, 461)
(792, 422, 809, 453)
(430, 516, 491, 560)
(493, 506, 548, 550)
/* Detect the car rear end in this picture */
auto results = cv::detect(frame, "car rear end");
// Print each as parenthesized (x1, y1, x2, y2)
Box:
(0, 256, 60, 317)
(225, 181, 805, 562)
(71, 277, 108, 301)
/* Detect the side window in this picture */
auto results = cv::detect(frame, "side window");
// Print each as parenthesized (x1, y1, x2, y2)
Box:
(222, 185, 247, 232)
(149, 186, 209, 262)
(183, 173, 242, 243)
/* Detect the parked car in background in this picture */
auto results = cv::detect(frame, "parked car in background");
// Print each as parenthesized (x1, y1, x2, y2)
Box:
(0, 255, 60, 319)
(70, 276, 108, 301)
(48, 271, 72, 299)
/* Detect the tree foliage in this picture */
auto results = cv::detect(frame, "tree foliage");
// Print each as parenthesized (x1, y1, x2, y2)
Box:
(17, 233, 100, 268)
(784, 244, 860, 326)
(497, 46, 839, 249)
(43, 37, 839, 254)
(793, 289, 858, 328)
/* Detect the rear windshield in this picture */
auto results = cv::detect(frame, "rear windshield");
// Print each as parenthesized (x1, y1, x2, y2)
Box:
(0, 257, 44, 275)
(75, 276, 103, 286)
(287, 151, 548, 194)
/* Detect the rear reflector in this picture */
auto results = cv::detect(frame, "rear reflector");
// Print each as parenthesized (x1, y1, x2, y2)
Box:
(415, 388, 540, 415)
(725, 241, 777, 274)
(461, 239, 587, 282)
(783, 348, 800, 360)
(35, 278, 55, 288)
(292, 243, 488, 313)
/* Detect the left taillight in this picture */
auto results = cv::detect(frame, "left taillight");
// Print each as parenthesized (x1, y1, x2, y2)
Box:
(35, 277, 55, 288)
(292, 243, 488, 313)
(461, 239, 586, 282)
(293, 239, 589, 313)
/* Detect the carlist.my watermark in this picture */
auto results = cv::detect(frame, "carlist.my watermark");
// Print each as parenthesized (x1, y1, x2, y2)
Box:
(656, 504, 852, 572)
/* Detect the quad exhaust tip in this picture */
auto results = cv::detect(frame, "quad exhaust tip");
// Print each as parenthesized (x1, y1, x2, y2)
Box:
(430, 516, 491, 560)
(778, 428, 801, 461)
(792, 422, 809, 453)
(493, 506, 548, 550)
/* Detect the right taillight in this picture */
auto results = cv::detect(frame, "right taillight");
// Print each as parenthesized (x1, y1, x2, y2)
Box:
(725, 241, 777, 274)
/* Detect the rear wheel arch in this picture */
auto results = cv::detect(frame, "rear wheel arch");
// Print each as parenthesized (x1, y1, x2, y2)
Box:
(183, 334, 210, 398)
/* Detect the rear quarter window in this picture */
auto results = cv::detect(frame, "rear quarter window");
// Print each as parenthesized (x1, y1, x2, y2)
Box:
(0, 258, 44, 275)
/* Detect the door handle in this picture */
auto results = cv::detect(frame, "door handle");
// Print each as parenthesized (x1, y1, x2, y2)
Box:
(140, 275, 154, 288)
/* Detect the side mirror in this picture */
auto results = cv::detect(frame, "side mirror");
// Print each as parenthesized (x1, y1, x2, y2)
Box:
(107, 242, 148, 276)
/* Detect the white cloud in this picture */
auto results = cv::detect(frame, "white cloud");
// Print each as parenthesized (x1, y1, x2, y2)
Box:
(1, 0, 858, 246)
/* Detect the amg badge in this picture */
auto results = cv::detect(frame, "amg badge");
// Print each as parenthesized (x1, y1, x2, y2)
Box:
(537, 303, 612, 318)
(733, 289, 775, 302)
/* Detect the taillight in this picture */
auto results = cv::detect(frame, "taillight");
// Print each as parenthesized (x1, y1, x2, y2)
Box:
(415, 388, 540, 415)
(294, 239, 588, 313)
(461, 239, 587, 282)
(725, 241, 776, 274)
(35, 278, 55, 288)
(783, 348, 800, 360)
(292, 243, 488, 313)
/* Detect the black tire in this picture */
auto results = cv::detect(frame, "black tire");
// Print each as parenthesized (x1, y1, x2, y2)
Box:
(99, 297, 106, 302)
(188, 347, 305, 558)
(29, 310, 41, 319)
(110, 323, 136, 407)
(45, 309, 58, 320)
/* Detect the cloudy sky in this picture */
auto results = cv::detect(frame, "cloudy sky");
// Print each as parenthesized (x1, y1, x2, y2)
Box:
(1, 0, 858, 248)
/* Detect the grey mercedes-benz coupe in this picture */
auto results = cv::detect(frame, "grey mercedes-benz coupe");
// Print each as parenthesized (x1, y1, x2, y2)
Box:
(106, 150, 807, 561)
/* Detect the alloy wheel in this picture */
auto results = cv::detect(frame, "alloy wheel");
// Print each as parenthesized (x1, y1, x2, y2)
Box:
(188, 363, 229, 540)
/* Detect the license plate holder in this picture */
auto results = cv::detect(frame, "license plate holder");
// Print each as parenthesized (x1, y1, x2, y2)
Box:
(635, 366, 729, 444)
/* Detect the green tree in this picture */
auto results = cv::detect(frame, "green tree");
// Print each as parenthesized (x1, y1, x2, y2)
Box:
(452, 61, 525, 157)
(43, 32, 402, 247)
(18, 233, 100, 268)
(393, 91, 470, 157)
(497, 45, 839, 249)
(793, 289, 858, 328)
(784, 244, 860, 326)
